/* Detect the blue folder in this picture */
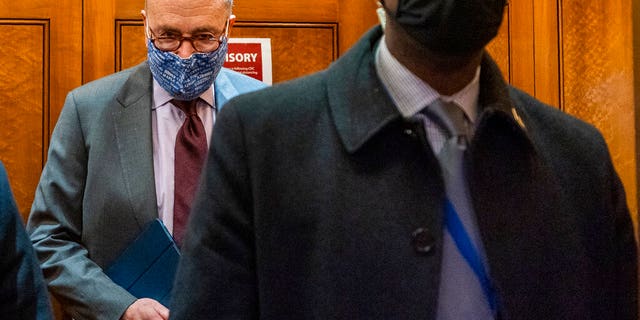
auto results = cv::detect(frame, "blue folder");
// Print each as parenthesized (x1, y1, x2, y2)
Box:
(105, 219, 180, 307)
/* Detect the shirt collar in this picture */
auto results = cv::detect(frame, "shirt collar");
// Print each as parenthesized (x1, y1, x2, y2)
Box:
(152, 79, 215, 110)
(375, 36, 480, 123)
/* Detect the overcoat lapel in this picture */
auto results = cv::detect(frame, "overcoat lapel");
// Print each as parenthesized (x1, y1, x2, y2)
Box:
(469, 56, 586, 318)
(113, 63, 158, 229)
(326, 29, 399, 153)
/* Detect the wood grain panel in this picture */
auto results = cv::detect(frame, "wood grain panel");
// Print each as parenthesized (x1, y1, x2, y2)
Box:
(491, 0, 561, 108)
(114, 0, 144, 18)
(0, 0, 83, 134)
(508, 0, 535, 94)
(233, 0, 337, 23)
(634, 0, 640, 229)
(533, 0, 561, 107)
(233, 23, 337, 83)
(561, 0, 637, 221)
(116, 20, 147, 71)
(84, 0, 117, 82)
(0, 21, 47, 219)
(486, 8, 511, 80)
(338, 0, 378, 55)
(1, 3, 83, 318)
(113, 0, 338, 23)
(0, 2, 82, 226)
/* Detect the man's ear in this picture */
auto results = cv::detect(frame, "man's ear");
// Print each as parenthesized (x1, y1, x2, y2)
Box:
(376, 2, 386, 30)
(141, 10, 147, 23)
(141, 10, 149, 38)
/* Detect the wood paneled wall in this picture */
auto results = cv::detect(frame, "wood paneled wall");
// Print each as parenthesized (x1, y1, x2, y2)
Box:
(0, 0, 638, 318)
(635, 0, 640, 231)
(0, 0, 82, 219)
(560, 0, 637, 227)
(86, 0, 378, 83)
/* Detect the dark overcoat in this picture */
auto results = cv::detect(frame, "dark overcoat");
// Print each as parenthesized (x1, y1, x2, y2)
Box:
(0, 162, 52, 319)
(171, 27, 637, 320)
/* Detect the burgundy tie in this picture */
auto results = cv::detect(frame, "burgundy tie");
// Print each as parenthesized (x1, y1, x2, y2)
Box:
(172, 99, 208, 246)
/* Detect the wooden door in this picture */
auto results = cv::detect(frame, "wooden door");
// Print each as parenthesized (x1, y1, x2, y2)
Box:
(0, 1, 637, 319)
(84, 0, 380, 83)
(560, 0, 637, 225)
(0, 3, 82, 318)
(0, 0, 82, 221)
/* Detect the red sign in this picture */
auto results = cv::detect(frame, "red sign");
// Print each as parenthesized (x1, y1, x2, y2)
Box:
(225, 39, 272, 84)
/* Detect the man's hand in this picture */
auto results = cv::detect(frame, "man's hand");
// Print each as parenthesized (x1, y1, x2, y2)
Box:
(120, 298, 169, 320)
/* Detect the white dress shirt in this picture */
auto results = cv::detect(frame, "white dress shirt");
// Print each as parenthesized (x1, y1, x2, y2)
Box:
(374, 36, 480, 154)
(151, 80, 216, 234)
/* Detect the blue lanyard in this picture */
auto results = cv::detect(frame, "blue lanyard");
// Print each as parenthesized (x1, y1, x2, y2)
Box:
(444, 199, 499, 314)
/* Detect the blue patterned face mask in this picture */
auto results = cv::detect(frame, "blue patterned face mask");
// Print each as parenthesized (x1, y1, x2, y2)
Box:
(147, 38, 228, 101)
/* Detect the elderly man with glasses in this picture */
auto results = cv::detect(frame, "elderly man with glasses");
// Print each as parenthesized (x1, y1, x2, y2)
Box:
(26, 0, 266, 319)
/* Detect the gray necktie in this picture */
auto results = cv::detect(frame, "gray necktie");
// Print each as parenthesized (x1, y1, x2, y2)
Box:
(421, 99, 494, 320)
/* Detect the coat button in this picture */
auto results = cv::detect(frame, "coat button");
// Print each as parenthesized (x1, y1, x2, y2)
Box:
(412, 227, 435, 254)
(403, 128, 416, 138)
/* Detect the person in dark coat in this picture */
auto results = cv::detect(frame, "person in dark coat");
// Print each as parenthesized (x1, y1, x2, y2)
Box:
(170, 0, 638, 319)
(0, 161, 52, 320)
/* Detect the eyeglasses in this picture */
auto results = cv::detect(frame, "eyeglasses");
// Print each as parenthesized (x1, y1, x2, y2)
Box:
(146, 19, 229, 53)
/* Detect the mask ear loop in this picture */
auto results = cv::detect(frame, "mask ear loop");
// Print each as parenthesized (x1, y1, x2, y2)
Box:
(144, 15, 156, 43)
(145, 24, 152, 40)
(376, 1, 386, 30)
(144, 18, 151, 39)
(223, 18, 230, 39)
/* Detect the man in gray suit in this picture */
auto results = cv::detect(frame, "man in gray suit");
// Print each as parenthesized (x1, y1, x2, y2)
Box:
(26, 0, 265, 319)
(171, 0, 637, 319)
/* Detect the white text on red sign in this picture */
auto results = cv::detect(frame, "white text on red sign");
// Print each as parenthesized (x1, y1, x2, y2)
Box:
(225, 53, 259, 63)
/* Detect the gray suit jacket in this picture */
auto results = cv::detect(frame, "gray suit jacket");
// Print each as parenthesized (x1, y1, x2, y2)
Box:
(170, 27, 637, 319)
(27, 62, 266, 320)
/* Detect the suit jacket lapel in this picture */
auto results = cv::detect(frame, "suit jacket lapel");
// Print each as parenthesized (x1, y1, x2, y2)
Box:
(113, 62, 157, 229)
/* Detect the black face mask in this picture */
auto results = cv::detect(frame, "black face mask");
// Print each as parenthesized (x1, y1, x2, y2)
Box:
(384, 0, 506, 55)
